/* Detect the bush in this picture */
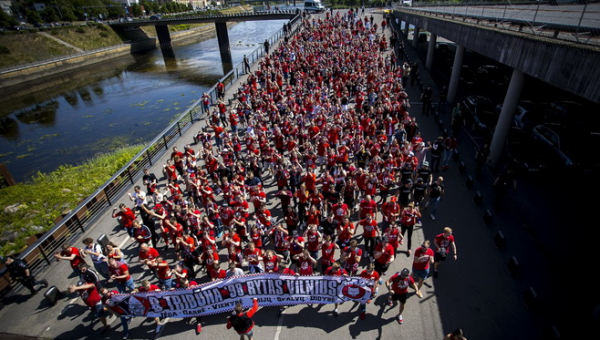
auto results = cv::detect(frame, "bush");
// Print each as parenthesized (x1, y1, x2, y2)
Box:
(0, 45, 10, 54)
(100, 32, 109, 38)
(75, 27, 85, 33)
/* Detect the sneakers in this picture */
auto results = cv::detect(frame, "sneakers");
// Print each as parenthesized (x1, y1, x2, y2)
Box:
(196, 323, 202, 334)
(333, 309, 339, 316)
(40, 279, 49, 288)
(433, 270, 439, 278)
(397, 315, 404, 324)
(430, 214, 436, 220)
(406, 249, 411, 257)
(416, 290, 423, 298)
(278, 308, 284, 317)
(101, 326, 110, 336)
(360, 312, 366, 320)
(387, 299, 393, 306)
(366, 299, 372, 304)
(122, 331, 129, 340)
(378, 279, 383, 285)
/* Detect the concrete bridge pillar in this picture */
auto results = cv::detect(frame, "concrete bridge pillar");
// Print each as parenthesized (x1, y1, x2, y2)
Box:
(447, 44, 465, 104)
(488, 69, 524, 168)
(412, 26, 420, 48)
(215, 21, 233, 73)
(155, 24, 175, 58)
(426, 33, 437, 71)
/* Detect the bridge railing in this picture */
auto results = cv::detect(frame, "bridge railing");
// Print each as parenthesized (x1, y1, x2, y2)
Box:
(0, 12, 301, 296)
(398, 1, 600, 46)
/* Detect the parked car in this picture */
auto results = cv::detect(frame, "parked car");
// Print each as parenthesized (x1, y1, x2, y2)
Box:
(528, 124, 600, 173)
(476, 64, 509, 87)
(503, 127, 547, 173)
(150, 14, 162, 20)
(462, 95, 498, 138)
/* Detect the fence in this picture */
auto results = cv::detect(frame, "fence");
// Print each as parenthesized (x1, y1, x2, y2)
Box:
(400, 1, 600, 46)
(0, 12, 301, 295)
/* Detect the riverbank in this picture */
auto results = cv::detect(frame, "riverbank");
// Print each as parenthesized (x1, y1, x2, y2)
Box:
(0, 6, 250, 89)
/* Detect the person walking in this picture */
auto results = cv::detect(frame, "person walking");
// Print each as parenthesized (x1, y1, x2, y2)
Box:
(0, 255, 48, 296)
(421, 85, 433, 116)
(263, 39, 270, 55)
(411, 240, 435, 290)
(385, 268, 422, 324)
(82, 237, 109, 280)
(433, 227, 458, 278)
(227, 298, 259, 340)
(425, 176, 445, 220)
(243, 55, 251, 74)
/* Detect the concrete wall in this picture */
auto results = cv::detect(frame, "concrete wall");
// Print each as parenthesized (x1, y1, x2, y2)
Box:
(394, 11, 600, 104)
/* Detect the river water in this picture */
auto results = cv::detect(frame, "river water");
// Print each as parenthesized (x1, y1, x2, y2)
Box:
(0, 19, 286, 182)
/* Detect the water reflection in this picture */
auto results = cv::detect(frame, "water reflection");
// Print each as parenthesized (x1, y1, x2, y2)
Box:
(0, 19, 287, 182)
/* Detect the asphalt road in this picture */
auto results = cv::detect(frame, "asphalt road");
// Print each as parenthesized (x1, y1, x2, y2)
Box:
(0, 8, 590, 340)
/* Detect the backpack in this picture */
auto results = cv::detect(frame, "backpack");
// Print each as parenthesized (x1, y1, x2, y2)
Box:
(230, 313, 252, 333)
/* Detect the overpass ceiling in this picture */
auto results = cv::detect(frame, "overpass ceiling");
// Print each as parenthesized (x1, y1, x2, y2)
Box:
(395, 11, 600, 104)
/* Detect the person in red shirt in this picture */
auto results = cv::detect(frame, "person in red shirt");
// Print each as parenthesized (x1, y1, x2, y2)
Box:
(399, 202, 422, 257)
(112, 203, 137, 237)
(54, 243, 85, 276)
(303, 224, 322, 260)
(244, 241, 263, 274)
(336, 217, 354, 249)
(133, 280, 163, 333)
(384, 222, 404, 254)
(373, 237, 395, 277)
(292, 249, 317, 276)
(412, 240, 435, 289)
(324, 262, 348, 316)
(138, 242, 160, 270)
(359, 194, 378, 220)
(152, 256, 173, 290)
(385, 268, 422, 324)
(262, 249, 283, 273)
(359, 214, 379, 258)
(358, 263, 380, 320)
(226, 298, 260, 339)
(433, 227, 458, 278)
(108, 257, 135, 293)
(340, 240, 362, 275)
(318, 235, 339, 273)
(68, 282, 110, 335)
(381, 196, 401, 231)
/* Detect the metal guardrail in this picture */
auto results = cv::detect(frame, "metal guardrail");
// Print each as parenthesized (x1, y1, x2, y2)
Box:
(0, 12, 301, 295)
(399, 1, 600, 46)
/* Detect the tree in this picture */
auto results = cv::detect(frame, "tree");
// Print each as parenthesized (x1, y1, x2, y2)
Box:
(0, 9, 18, 28)
(25, 9, 42, 24)
(131, 3, 143, 17)
(42, 7, 60, 22)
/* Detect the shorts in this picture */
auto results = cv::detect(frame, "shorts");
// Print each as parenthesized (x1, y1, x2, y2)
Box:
(412, 268, 429, 281)
(434, 252, 447, 263)
(239, 329, 254, 339)
(390, 292, 408, 304)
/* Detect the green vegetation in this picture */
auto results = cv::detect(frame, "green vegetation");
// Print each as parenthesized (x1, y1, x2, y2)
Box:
(0, 33, 73, 68)
(0, 144, 144, 255)
(49, 23, 123, 50)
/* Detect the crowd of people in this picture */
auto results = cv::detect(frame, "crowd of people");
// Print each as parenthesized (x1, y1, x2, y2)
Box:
(49, 8, 462, 339)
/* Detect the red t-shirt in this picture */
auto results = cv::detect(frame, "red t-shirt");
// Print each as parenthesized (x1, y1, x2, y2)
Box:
(412, 247, 435, 270)
(139, 247, 160, 262)
(374, 242, 395, 264)
(109, 263, 131, 282)
(81, 285, 102, 308)
(435, 234, 455, 254)
(389, 273, 415, 295)
(359, 218, 378, 238)
(62, 247, 84, 269)
(243, 248, 262, 265)
(360, 269, 380, 293)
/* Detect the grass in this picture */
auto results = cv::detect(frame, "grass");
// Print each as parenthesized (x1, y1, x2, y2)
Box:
(0, 32, 74, 68)
(49, 24, 124, 50)
(0, 144, 144, 256)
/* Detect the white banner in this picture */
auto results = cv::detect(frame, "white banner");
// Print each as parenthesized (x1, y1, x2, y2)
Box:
(109, 273, 374, 318)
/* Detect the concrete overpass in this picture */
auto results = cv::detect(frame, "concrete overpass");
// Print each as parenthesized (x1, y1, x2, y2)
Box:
(109, 11, 300, 65)
(392, 3, 600, 168)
